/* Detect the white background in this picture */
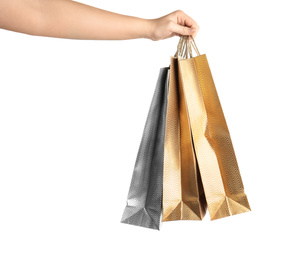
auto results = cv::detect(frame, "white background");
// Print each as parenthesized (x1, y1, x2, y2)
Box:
(0, 0, 292, 259)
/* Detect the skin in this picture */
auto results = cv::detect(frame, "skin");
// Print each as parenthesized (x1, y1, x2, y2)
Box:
(0, 0, 200, 41)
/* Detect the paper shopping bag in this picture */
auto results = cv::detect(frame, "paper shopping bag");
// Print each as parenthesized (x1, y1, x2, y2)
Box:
(162, 54, 207, 221)
(121, 67, 169, 230)
(177, 36, 251, 220)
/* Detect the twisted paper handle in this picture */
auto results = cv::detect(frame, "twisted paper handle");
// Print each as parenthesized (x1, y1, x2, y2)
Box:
(175, 35, 200, 59)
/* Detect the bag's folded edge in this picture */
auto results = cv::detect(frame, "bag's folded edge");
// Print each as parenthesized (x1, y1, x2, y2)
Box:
(209, 193, 251, 221)
(121, 206, 160, 230)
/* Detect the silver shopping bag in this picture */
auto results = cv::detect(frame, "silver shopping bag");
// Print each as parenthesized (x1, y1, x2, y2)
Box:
(121, 67, 169, 230)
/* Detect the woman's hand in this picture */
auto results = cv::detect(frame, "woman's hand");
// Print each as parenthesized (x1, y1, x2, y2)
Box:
(148, 10, 200, 41)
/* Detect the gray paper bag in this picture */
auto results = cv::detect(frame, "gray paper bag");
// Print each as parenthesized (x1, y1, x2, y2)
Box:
(121, 67, 169, 230)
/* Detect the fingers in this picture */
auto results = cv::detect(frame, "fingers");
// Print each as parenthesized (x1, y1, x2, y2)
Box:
(171, 10, 200, 38)
(151, 10, 199, 41)
(170, 22, 199, 38)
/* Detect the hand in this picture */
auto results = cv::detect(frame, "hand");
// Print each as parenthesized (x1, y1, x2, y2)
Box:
(148, 10, 200, 41)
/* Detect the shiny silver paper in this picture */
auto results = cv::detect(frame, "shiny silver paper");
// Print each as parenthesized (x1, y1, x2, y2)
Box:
(121, 67, 169, 230)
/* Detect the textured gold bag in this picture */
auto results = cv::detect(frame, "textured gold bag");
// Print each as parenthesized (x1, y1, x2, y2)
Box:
(162, 39, 207, 221)
(173, 36, 251, 220)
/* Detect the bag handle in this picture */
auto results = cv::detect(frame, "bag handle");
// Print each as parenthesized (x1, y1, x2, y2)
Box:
(174, 35, 200, 59)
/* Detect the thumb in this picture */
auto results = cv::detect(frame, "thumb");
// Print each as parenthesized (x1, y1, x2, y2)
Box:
(171, 22, 198, 37)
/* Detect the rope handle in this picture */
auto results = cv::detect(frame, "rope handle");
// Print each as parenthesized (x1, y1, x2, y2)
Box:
(174, 35, 200, 59)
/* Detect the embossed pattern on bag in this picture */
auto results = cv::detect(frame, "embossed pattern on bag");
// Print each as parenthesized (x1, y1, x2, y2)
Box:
(121, 67, 169, 230)
(177, 36, 251, 220)
(121, 36, 251, 230)
(162, 56, 207, 221)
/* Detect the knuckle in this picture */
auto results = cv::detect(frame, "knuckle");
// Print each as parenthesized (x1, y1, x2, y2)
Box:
(174, 9, 183, 15)
(182, 26, 187, 34)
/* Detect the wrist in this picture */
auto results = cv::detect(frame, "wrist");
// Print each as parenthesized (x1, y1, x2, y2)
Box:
(142, 18, 155, 40)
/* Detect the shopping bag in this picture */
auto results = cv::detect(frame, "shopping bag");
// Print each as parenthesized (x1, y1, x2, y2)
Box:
(121, 67, 169, 230)
(162, 46, 207, 221)
(177, 36, 251, 220)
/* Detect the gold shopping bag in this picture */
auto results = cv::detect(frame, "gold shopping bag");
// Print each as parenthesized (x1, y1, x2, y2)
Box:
(175, 36, 251, 220)
(162, 39, 207, 221)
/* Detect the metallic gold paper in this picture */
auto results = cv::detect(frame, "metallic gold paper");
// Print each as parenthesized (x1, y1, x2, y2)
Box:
(177, 38, 251, 220)
(122, 36, 250, 230)
(121, 67, 169, 230)
(162, 56, 206, 221)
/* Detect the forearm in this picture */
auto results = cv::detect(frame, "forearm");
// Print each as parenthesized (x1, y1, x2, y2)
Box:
(38, 0, 153, 40)
(0, 0, 153, 40)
